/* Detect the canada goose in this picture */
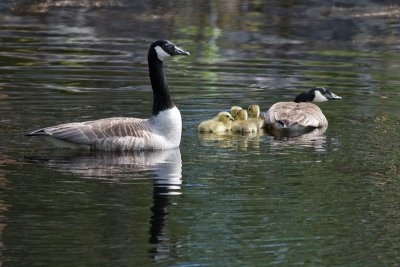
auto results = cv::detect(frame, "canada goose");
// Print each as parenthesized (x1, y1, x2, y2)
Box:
(230, 106, 243, 118)
(231, 109, 258, 134)
(265, 87, 342, 131)
(247, 104, 265, 129)
(198, 112, 234, 133)
(26, 40, 190, 150)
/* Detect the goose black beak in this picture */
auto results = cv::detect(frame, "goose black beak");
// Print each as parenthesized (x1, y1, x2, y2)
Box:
(174, 46, 190, 56)
(330, 93, 342, 100)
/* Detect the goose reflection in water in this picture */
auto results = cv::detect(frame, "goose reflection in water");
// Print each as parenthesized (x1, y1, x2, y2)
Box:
(36, 149, 182, 188)
(269, 126, 329, 151)
(26, 148, 182, 263)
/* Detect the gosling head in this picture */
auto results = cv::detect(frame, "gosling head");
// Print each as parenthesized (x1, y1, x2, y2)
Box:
(150, 40, 190, 62)
(235, 109, 248, 121)
(230, 106, 243, 117)
(217, 112, 235, 123)
(247, 105, 260, 118)
(294, 87, 342, 103)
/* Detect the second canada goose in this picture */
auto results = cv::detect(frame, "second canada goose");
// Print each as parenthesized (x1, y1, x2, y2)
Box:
(198, 112, 234, 133)
(265, 87, 342, 131)
(26, 40, 190, 150)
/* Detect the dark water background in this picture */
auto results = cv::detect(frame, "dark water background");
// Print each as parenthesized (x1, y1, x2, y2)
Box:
(1, 0, 400, 266)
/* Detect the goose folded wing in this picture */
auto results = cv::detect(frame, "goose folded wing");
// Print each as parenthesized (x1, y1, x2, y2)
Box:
(266, 102, 326, 128)
(266, 102, 294, 126)
(35, 118, 152, 145)
(276, 110, 323, 128)
(296, 104, 327, 127)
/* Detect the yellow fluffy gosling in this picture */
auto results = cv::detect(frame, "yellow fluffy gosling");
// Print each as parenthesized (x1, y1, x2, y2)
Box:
(247, 104, 265, 129)
(231, 109, 248, 133)
(198, 112, 234, 133)
(230, 106, 243, 118)
(232, 109, 258, 134)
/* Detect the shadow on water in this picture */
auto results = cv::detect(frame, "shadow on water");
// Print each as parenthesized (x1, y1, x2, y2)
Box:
(25, 148, 182, 264)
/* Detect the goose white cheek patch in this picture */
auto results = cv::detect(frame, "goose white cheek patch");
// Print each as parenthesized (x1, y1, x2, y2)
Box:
(155, 46, 171, 61)
(313, 90, 328, 102)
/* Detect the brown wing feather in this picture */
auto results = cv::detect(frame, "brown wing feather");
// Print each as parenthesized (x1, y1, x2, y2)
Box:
(266, 102, 327, 128)
(36, 117, 152, 145)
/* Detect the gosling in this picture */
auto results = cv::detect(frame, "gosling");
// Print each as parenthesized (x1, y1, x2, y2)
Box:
(247, 104, 265, 129)
(232, 109, 258, 134)
(198, 112, 234, 133)
(230, 106, 243, 118)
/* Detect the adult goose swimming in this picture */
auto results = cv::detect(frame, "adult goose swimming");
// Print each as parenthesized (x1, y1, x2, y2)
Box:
(264, 87, 342, 132)
(26, 40, 190, 150)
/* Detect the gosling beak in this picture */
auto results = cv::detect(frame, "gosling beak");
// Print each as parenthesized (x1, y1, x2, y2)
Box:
(174, 46, 190, 56)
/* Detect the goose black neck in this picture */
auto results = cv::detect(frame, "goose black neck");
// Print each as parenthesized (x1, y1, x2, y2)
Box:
(148, 50, 174, 115)
(294, 93, 312, 103)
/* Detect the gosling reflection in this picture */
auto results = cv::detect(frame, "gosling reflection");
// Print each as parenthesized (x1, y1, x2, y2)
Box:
(198, 126, 328, 151)
(198, 131, 267, 150)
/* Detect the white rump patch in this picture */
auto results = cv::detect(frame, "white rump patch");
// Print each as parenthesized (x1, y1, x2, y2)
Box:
(155, 46, 171, 61)
(313, 90, 328, 102)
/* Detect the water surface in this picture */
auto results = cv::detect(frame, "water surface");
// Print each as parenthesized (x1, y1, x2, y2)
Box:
(1, 0, 400, 266)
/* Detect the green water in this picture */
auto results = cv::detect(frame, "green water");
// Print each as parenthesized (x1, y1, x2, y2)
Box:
(1, 0, 400, 266)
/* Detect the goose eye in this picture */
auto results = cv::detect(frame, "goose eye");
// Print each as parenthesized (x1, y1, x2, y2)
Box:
(163, 44, 173, 51)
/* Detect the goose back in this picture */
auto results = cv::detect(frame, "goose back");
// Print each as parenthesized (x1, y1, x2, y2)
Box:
(265, 102, 328, 129)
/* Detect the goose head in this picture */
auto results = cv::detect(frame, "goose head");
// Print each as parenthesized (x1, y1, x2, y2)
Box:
(217, 112, 235, 123)
(230, 106, 243, 117)
(247, 104, 260, 118)
(235, 109, 248, 121)
(150, 40, 190, 61)
(294, 87, 342, 103)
